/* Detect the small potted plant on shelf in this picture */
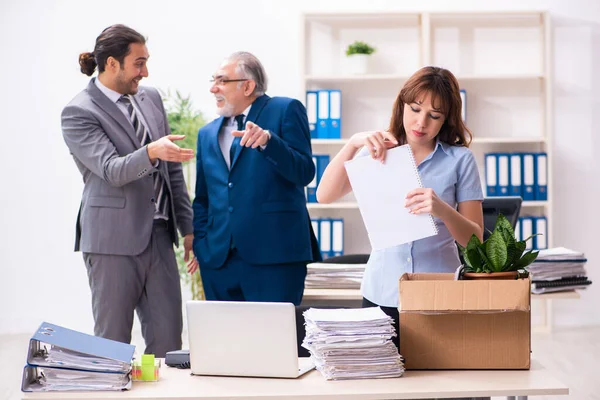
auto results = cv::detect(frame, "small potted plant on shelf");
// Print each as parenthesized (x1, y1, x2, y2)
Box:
(345, 40, 376, 75)
(457, 214, 539, 280)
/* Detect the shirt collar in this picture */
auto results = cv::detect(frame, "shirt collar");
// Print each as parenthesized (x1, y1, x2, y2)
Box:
(230, 105, 252, 126)
(94, 77, 123, 104)
(436, 139, 451, 155)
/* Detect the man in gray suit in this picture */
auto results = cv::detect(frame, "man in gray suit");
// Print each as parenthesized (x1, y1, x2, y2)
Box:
(61, 24, 197, 357)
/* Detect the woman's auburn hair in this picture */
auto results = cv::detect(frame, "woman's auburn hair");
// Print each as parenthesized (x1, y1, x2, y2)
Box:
(388, 66, 472, 147)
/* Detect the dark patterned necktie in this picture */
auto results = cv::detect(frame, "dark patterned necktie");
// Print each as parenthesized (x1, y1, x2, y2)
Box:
(120, 95, 149, 145)
(230, 114, 245, 165)
(120, 95, 169, 219)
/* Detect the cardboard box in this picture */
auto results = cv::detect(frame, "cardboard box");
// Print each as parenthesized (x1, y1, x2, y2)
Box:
(399, 273, 530, 370)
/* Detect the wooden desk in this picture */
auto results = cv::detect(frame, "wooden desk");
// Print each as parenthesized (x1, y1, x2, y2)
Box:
(22, 360, 568, 400)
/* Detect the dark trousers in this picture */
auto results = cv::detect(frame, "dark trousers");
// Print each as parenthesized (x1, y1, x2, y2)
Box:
(362, 297, 400, 350)
(201, 249, 307, 305)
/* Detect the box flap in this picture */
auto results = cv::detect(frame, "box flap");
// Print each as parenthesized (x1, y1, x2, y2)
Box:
(399, 273, 530, 312)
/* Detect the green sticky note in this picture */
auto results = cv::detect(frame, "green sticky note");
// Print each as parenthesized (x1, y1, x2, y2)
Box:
(141, 354, 155, 381)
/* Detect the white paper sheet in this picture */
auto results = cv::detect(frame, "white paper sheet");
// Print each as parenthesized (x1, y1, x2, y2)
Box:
(344, 145, 438, 250)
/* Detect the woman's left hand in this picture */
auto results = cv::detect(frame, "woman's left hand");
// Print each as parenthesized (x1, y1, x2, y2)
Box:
(405, 188, 448, 218)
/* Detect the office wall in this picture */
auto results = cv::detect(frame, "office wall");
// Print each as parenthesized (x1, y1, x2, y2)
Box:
(0, 0, 599, 334)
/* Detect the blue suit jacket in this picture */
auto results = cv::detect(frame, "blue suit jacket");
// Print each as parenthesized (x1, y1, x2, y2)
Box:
(192, 95, 316, 269)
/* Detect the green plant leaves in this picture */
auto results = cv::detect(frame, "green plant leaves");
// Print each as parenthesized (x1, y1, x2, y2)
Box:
(495, 214, 514, 236)
(461, 235, 481, 272)
(159, 89, 207, 165)
(458, 213, 539, 274)
(486, 229, 507, 272)
(346, 41, 376, 56)
(160, 89, 207, 298)
(513, 250, 540, 270)
(504, 237, 526, 271)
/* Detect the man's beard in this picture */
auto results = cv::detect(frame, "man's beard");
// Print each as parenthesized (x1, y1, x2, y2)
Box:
(215, 96, 235, 117)
(115, 73, 138, 95)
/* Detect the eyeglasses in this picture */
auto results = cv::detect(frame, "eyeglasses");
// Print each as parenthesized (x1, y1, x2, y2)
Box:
(209, 77, 249, 86)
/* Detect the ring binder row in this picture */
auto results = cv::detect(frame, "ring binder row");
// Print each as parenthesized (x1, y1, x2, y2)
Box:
(484, 152, 548, 200)
(514, 216, 548, 250)
(311, 218, 344, 259)
(306, 90, 342, 139)
(406, 145, 439, 235)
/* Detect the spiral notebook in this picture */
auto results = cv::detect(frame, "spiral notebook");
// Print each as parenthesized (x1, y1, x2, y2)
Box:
(344, 144, 438, 250)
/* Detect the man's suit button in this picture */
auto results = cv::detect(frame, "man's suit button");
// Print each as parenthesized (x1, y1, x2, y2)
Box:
(148, 172, 153, 177)
(228, 206, 233, 213)
(151, 198, 156, 203)
(228, 182, 233, 188)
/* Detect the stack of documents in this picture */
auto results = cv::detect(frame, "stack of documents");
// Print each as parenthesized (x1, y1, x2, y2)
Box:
(302, 307, 404, 380)
(305, 263, 366, 289)
(22, 322, 135, 392)
(529, 247, 592, 294)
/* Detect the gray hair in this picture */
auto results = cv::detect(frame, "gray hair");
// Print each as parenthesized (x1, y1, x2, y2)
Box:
(228, 51, 268, 97)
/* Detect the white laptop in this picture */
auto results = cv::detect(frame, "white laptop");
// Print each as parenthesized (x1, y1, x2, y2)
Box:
(186, 300, 314, 378)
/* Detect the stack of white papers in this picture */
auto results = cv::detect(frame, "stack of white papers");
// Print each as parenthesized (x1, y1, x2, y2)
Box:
(40, 346, 132, 373)
(302, 307, 404, 380)
(529, 247, 591, 294)
(32, 367, 131, 391)
(305, 263, 366, 289)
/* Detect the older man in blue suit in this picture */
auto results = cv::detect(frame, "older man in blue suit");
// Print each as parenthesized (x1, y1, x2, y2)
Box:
(192, 52, 317, 305)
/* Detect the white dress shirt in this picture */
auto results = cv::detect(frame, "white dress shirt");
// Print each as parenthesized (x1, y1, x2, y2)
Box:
(218, 105, 251, 169)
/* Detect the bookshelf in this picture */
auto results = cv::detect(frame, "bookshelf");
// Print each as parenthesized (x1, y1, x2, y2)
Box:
(301, 11, 553, 256)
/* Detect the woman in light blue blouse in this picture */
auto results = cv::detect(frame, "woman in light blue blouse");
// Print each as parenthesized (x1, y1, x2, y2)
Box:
(316, 66, 484, 348)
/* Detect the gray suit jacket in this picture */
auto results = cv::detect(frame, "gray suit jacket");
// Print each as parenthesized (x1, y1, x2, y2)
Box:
(62, 79, 193, 256)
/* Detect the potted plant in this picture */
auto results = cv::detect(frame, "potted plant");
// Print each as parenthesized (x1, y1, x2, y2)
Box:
(161, 89, 207, 299)
(345, 40, 376, 74)
(457, 214, 539, 280)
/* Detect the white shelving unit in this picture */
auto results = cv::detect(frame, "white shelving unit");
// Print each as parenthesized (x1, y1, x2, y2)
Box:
(301, 11, 553, 255)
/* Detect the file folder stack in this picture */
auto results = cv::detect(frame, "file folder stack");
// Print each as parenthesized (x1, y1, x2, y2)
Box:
(515, 216, 548, 250)
(302, 307, 404, 380)
(528, 247, 592, 294)
(306, 90, 342, 139)
(305, 262, 365, 289)
(21, 322, 135, 392)
(311, 218, 344, 259)
(484, 152, 547, 200)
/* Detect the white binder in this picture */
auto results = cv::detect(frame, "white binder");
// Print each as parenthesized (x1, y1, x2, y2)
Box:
(331, 219, 344, 256)
(534, 216, 548, 250)
(319, 218, 332, 258)
(485, 153, 498, 196)
(510, 153, 522, 197)
(521, 217, 533, 250)
(497, 153, 509, 196)
(522, 153, 535, 201)
(317, 90, 329, 139)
